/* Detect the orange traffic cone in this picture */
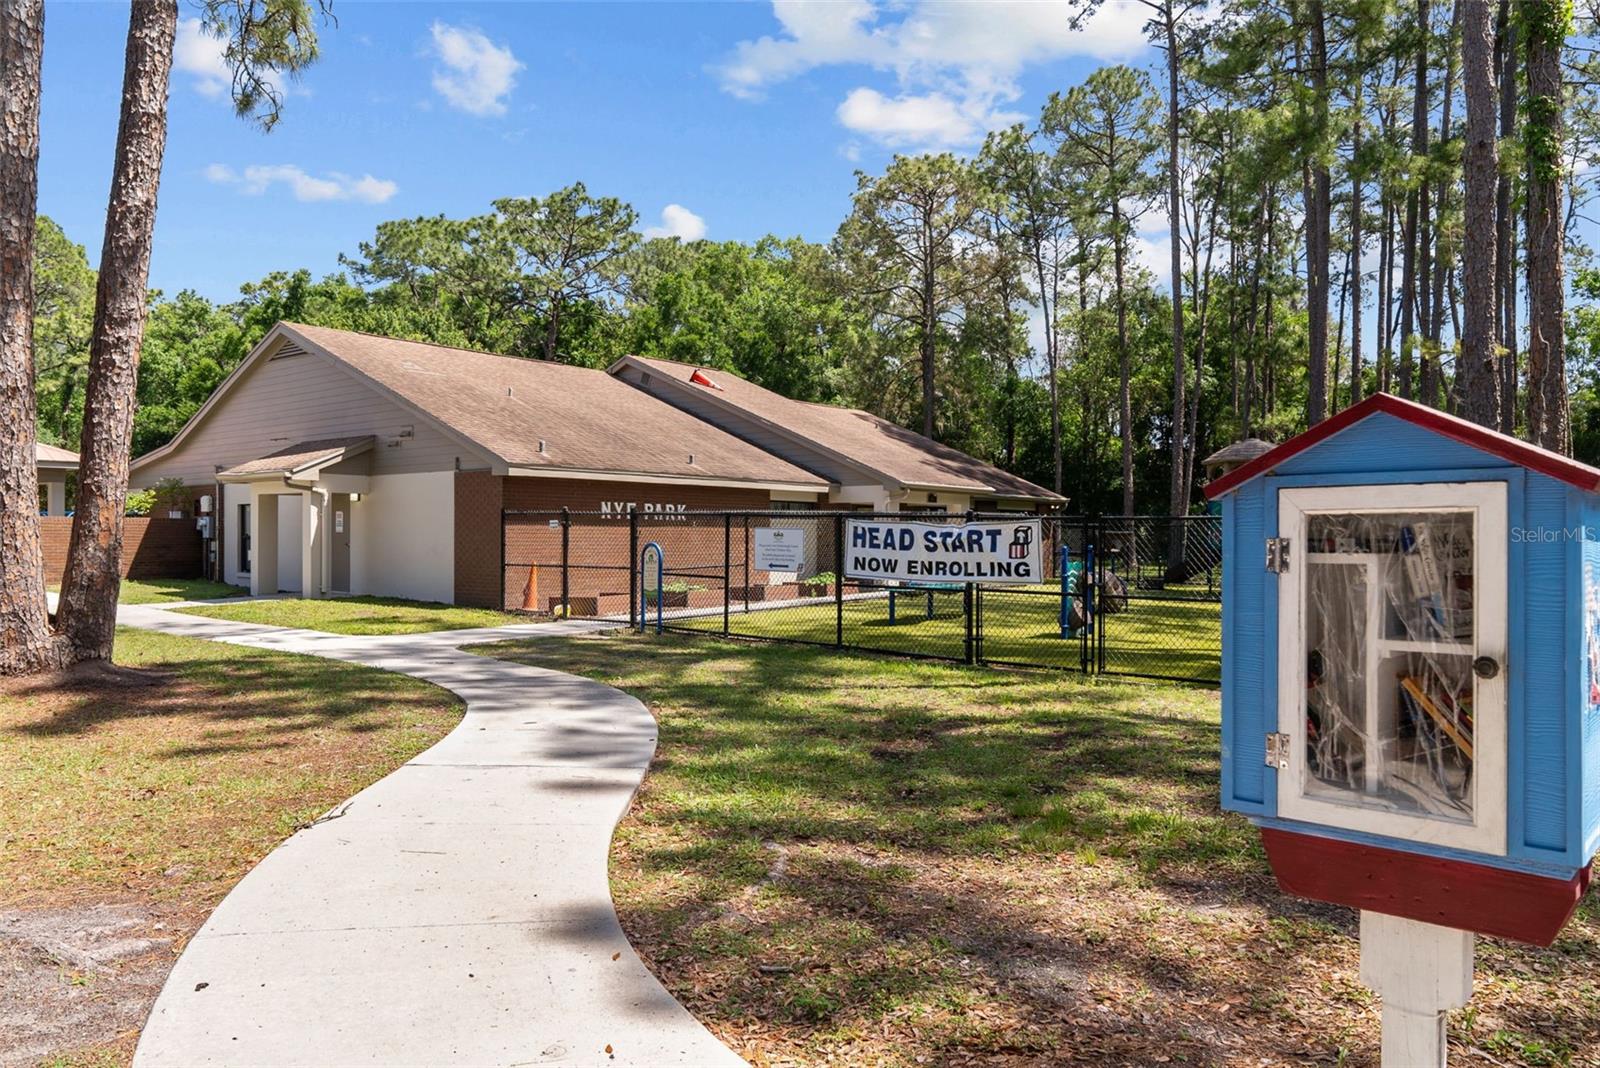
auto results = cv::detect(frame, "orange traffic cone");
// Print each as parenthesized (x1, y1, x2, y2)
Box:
(521, 565, 540, 612)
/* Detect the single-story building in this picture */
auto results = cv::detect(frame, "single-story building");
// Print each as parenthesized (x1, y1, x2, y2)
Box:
(130, 322, 1061, 606)
(37, 442, 77, 516)
(609, 355, 1057, 514)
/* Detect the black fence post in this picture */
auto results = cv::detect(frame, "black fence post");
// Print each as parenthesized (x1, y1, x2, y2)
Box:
(499, 508, 507, 613)
(1081, 519, 1091, 674)
(628, 506, 639, 627)
(963, 583, 975, 664)
(742, 514, 750, 615)
(560, 506, 570, 617)
(723, 512, 731, 636)
(834, 512, 845, 648)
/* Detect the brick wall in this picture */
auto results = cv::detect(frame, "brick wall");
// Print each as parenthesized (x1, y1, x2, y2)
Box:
(40, 517, 204, 585)
(454, 471, 505, 609)
(459, 473, 781, 611)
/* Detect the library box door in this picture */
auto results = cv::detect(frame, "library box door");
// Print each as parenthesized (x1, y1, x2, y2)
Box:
(1275, 482, 1508, 856)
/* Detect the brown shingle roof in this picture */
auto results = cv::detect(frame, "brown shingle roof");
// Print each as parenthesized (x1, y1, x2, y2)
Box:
(619, 356, 1063, 501)
(36, 443, 78, 467)
(217, 436, 375, 480)
(281, 324, 827, 489)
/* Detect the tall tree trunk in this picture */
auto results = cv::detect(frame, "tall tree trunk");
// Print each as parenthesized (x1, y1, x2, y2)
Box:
(1523, 0, 1569, 453)
(1183, 183, 1219, 502)
(0, 0, 67, 676)
(1332, 243, 1351, 409)
(1305, 0, 1331, 425)
(55, 0, 177, 661)
(921, 217, 937, 440)
(1495, 0, 1518, 433)
(542, 302, 560, 361)
(1076, 235, 1091, 508)
(1114, 211, 1133, 515)
(1350, 63, 1365, 405)
(1034, 244, 1062, 495)
(1433, 0, 1459, 409)
(1244, 191, 1268, 435)
(1164, 6, 1188, 519)
(1401, 0, 1429, 402)
(1459, 0, 1501, 426)
(1379, 195, 1393, 393)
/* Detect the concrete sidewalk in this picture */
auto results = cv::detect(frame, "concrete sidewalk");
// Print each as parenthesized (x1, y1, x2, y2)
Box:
(125, 604, 744, 1068)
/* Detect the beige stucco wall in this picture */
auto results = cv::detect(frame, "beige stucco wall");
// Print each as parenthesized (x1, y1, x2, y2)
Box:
(350, 471, 455, 604)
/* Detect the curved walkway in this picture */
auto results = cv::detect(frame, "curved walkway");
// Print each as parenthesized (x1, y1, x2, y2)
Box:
(124, 603, 744, 1068)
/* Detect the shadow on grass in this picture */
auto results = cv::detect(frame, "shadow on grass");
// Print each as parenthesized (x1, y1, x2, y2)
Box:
(491, 633, 1247, 883)
(5, 629, 455, 753)
(493, 634, 1600, 1064)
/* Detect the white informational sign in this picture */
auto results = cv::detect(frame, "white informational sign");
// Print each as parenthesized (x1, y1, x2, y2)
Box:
(754, 527, 807, 572)
(845, 518, 1043, 585)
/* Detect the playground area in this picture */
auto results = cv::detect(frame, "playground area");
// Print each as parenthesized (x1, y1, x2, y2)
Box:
(503, 511, 1223, 684)
(667, 584, 1222, 683)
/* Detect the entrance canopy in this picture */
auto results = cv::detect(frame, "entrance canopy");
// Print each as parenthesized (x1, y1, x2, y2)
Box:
(216, 435, 374, 488)
(219, 437, 374, 599)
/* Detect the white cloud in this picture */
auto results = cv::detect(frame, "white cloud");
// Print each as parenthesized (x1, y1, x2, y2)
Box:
(716, 1, 1150, 150)
(428, 22, 523, 116)
(836, 87, 1020, 150)
(174, 17, 231, 97)
(1132, 230, 1173, 288)
(644, 204, 708, 241)
(206, 163, 398, 204)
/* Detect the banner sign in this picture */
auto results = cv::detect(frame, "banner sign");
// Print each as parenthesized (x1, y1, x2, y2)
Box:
(753, 527, 807, 572)
(845, 518, 1042, 585)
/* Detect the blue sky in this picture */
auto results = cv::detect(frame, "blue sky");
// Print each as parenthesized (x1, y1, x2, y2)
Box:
(38, 1, 1155, 304)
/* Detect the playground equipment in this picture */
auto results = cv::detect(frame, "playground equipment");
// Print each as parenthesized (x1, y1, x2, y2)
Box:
(1058, 545, 1092, 638)
(638, 541, 664, 635)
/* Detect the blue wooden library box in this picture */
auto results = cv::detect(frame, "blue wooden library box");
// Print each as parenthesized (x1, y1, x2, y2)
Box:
(1206, 393, 1599, 944)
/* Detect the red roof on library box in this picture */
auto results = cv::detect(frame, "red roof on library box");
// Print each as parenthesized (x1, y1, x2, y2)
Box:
(1203, 392, 1600, 501)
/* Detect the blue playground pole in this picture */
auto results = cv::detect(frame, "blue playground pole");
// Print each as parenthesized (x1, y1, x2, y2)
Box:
(639, 541, 664, 635)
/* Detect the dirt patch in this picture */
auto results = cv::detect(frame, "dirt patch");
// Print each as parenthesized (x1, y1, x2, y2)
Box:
(0, 903, 182, 1067)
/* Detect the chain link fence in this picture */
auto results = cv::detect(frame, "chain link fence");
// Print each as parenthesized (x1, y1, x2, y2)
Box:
(502, 509, 1221, 685)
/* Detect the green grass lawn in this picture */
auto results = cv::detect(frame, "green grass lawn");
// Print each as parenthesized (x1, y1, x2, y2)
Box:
(1, 626, 464, 1066)
(675, 586, 1222, 682)
(175, 595, 537, 635)
(485, 632, 1598, 1068)
(118, 578, 250, 604)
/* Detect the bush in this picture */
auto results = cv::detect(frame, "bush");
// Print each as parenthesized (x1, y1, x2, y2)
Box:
(152, 476, 190, 515)
(125, 489, 156, 516)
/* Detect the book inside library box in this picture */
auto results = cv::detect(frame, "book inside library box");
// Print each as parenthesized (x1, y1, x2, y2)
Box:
(1303, 511, 1476, 823)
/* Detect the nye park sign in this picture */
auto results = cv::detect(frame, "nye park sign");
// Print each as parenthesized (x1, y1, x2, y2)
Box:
(844, 518, 1043, 585)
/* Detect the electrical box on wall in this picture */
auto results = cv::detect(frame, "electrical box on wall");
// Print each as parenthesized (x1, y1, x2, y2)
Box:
(1208, 394, 1600, 946)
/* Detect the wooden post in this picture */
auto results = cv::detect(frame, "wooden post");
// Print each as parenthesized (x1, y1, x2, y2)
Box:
(1359, 912, 1474, 1067)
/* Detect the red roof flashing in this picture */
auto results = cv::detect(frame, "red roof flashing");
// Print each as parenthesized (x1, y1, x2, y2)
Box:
(1203, 393, 1600, 500)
